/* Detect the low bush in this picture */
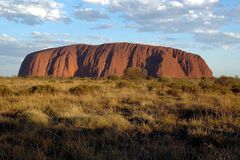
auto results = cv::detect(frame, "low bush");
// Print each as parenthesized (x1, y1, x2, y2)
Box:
(215, 76, 237, 87)
(115, 81, 132, 89)
(199, 79, 214, 91)
(147, 82, 160, 91)
(123, 67, 147, 79)
(19, 85, 57, 95)
(167, 89, 179, 97)
(19, 109, 50, 126)
(231, 85, 240, 94)
(157, 77, 170, 83)
(146, 76, 155, 80)
(75, 114, 132, 131)
(121, 97, 142, 106)
(0, 86, 12, 96)
(69, 85, 101, 95)
(181, 84, 199, 93)
(167, 80, 198, 93)
(129, 113, 155, 125)
(107, 75, 121, 80)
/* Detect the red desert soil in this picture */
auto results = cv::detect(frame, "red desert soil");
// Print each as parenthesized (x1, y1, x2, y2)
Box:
(18, 42, 212, 78)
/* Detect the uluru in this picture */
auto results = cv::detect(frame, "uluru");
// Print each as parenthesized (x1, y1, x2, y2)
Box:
(18, 43, 212, 78)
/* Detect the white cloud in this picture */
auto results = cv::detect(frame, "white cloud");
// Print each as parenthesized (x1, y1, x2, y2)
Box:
(183, 0, 219, 6)
(106, 0, 224, 33)
(0, 34, 16, 42)
(194, 29, 240, 49)
(194, 29, 219, 34)
(74, 8, 109, 21)
(170, 1, 184, 8)
(0, 0, 69, 25)
(83, 0, 109, 5)
(91, 24, 114, 30)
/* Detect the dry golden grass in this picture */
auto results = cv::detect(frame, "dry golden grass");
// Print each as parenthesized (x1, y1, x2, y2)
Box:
(0, 76, 239, 160)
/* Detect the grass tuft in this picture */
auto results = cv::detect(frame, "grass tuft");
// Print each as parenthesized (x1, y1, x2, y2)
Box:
(69, 85, 101, 95)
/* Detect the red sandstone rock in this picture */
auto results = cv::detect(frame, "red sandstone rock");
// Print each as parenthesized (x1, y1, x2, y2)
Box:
(18, 43, 212, 78)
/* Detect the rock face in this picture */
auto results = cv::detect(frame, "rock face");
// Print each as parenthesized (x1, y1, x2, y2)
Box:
(18, 43, 212, 78)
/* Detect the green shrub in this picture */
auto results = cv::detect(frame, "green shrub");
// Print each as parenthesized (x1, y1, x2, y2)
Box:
(123, 67, 147, 79)
(69, 85, 101, 95)
(0, 86, 13, 96)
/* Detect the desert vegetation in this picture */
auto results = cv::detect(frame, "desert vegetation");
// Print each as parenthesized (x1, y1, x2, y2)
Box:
(0, 76, 240, 160)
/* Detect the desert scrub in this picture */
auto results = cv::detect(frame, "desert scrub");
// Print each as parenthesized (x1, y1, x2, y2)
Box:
(19, 109, 50, 126)
(121, 97, 142, 106)
(0, 77, 240, 160)
(147, 81, 161, 91)
(18, 85, 57, 95)
(69, 84, 101, 95)
(115, 80, 134, 89)
(215, 76, 237, 87)
(167, 89, 180, 97)
(107, 75, 121, 80)
(129, 112, 155, 125)
(74, 114, 132, 131)
(181, 83, 199, 93)
(123, 67, 147, 79)
(199, 79, 215, 91)
(0, 86, 12, 96)
(231, 85, 240, 94)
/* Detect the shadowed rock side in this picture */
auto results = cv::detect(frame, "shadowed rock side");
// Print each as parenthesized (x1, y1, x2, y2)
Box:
(18, 43, 212, 78)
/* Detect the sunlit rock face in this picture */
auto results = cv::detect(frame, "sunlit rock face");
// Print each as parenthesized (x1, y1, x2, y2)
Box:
(18, 43, 212, 78)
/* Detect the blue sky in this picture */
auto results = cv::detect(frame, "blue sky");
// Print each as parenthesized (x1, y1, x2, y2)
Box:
(0, 0, 240, 77)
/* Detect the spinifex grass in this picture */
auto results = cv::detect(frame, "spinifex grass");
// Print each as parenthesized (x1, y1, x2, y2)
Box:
(0, 76, 239, 160)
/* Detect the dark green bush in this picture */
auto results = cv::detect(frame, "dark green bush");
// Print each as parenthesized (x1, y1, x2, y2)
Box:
(0, 86, 12, 96)
(69, 85, 101, 95)
(123, 67, 147, 79)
